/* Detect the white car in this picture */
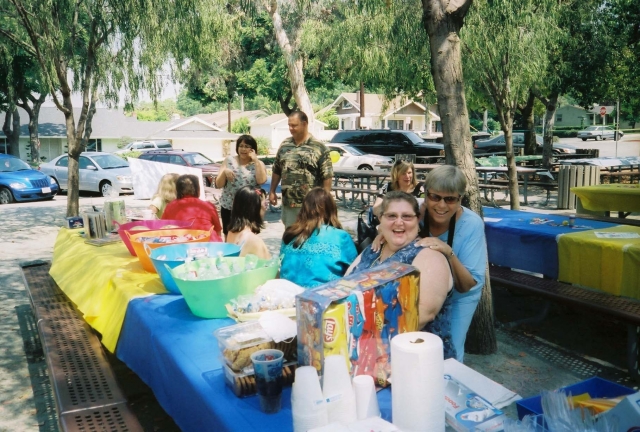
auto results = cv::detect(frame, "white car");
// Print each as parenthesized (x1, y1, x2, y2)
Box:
(576, 126, 623, 141)
(39, 152, 133, 196)
(113, 140, 173, 154)
(326, 144, 392, 170)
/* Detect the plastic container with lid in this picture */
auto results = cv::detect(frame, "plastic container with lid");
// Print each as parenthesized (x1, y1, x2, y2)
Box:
(214, 321, 275, 372)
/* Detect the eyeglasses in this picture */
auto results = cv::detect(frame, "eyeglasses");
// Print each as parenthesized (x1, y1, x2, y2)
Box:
(426, 192, 461, 204)
(381, 213, 418, 222)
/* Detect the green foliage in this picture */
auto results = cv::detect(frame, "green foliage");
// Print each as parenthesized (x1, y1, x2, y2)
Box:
(117, 136, 133, 149)
(231, 117, 250, 133)
(117, 151, 142, 161)
(317, 108, 339, 130)
(256, 136, 270, 156)
(133, 100, 180, 122)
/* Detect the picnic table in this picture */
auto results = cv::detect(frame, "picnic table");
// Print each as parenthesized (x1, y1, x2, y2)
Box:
(475, 155, 543, 167)
(572, 184, 640, 218)
(331, 168, 389, 208)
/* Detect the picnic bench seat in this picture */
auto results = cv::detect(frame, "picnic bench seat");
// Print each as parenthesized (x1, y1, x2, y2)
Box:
(20, 260, 143, 432)
(484, 179, 558, 205)
(332, 186, 378, 209)
(600, 170, 640, 183)
(489, 264, 640, 380)
(478, 184, 510, 207)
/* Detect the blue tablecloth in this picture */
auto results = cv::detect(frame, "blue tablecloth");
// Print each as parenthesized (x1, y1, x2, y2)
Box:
(116, 294, 392, 432)
(483, 207, 617, 278)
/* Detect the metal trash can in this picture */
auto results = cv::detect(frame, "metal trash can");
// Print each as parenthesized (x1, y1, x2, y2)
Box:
(557, 165, 600, 210)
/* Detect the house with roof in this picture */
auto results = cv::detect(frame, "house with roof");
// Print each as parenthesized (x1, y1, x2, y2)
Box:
(554, 104, 635, 130)
(194, 109, 267, 131)
(250, 113, 327, 153)
(320, 92, 442, 138)
(1, 107, 239, 163)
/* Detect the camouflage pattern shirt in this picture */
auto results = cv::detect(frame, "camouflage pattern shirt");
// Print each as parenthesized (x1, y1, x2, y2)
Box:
(272, 135, 333, 208)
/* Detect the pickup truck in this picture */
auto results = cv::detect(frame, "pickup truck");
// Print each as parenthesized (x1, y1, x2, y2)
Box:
(329, 130, 444, 160)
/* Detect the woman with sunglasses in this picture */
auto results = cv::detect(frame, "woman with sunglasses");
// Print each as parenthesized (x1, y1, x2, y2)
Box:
(216, 135, 268, 238)
(371, 159, 423, 218)
(415, 165, 487, 363)
(225, 186, 271, 259)
(346, 190, 456, 359)
(280, 188, 357, 288)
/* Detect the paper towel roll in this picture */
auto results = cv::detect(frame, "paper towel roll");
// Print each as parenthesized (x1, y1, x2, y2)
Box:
(391, 332, 444, 432)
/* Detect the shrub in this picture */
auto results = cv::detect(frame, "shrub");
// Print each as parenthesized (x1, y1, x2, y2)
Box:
(256, 136, 270, 155)
(231, 117, 250, 134)
(317, 109, 339, 130)
(117, 151, 142, 161)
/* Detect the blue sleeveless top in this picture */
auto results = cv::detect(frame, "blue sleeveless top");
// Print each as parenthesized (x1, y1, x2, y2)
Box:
(353, 242, 456, 360)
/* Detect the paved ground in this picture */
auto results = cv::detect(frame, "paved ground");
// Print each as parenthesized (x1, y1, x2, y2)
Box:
(0, 164, 638, 431)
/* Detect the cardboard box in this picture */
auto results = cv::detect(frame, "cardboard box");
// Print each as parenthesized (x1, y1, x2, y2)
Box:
(296, 261, 420, 387)
(444, 374, 506, 432)
(516, 377, 635, 426)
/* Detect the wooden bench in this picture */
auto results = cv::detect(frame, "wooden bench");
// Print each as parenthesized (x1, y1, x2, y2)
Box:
(489, 265, 640, 380)
(478, 184, 509, 207)
(486, 179, 558, 206)
(20, 261, 143, 432)
(332, 186, 378, 209)
(600, 170, 640, 184)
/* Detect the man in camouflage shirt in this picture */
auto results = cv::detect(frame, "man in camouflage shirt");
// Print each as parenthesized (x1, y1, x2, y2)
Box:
(269, 111, 334, 227)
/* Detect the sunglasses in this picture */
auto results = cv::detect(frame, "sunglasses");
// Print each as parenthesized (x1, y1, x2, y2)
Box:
(426, 192, 461, 204)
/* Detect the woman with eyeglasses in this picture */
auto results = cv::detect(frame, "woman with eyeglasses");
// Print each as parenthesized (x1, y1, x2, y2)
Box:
(371, 159, 424, 218)
(346, 190, 456, 359)
(280, 187, 357, 288)
(225, 186, 271, 259)
(216, 135, 268, 238)
(415, 165, 487, 363)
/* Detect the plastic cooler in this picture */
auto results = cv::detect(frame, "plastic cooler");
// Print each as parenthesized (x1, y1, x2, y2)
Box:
(115, 219, 193, 256)
(167, 257, 278, 319)
(149, 243, 241, 294)
(128, 228, 214, 273)
(516, 377, 634, 421)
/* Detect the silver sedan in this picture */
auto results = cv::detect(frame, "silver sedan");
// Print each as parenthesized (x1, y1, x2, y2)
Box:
(39, 152, 133, 196)
(576, 126, 624, 141)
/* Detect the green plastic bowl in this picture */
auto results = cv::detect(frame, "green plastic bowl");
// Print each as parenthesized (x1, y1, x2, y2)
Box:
(167, 257, 278, 319)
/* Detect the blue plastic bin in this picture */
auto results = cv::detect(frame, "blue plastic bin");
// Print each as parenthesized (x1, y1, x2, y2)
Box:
(516, 377, 635, 422)
(149, 243, 241, 293)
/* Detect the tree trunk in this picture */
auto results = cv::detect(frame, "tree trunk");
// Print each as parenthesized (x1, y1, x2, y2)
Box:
(540, 92, 558, 169)
(2, 109, 21, 157)
(268, 1, 314, 123)
(520, 91, 536, 155)
(482, 109, 488, 132)
(19, 93, 47, 164)
(422, 0, 496, 356)
(359, 81, 365, 129)
(503, 118, 521, 210)
(228, 99, 232, 133)
(465, 268, 494, 355)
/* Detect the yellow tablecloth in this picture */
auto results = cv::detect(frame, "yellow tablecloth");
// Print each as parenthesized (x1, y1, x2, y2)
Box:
(558, 225, 640, 299)
(49, 229, 167, 352)
(571, 184, 640, 213)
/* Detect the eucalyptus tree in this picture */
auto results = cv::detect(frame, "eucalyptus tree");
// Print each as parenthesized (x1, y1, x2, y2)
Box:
(0, 0, 189, 216)
(463, 0, 557, 210)
(0, 46, 47, 162)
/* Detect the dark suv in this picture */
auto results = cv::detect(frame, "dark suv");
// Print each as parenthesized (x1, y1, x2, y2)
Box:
(138, 150, 221, 186)
(329, 130, 444, 159)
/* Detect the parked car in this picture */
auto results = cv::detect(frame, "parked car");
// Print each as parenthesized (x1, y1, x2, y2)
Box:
(330, 129, 444, 159)
(576, 126, 624, 141)
(0, 154, 58, 204)
(474, 133, 577, 155)
(113, 140, 173, 154)
(39, 152, 133, 196)
(326, 144, 392, 170)
(138, 150, 220, 187)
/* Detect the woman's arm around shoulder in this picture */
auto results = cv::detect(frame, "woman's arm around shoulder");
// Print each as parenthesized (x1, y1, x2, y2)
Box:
(413, 247, 453, 328)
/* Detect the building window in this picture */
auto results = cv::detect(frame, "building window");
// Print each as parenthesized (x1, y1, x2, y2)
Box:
(342, 100, 352, 109)
(556, 114, 563, 122)
(0, 138, 7, 154)
(388, 120, 403, 130)
(86, 139, 102, 152)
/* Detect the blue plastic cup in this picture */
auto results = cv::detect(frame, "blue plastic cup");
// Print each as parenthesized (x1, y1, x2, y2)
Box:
(250, 349, 284, 414)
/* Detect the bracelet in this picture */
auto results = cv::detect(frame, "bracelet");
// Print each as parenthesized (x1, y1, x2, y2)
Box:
(448, 249, 455, 259)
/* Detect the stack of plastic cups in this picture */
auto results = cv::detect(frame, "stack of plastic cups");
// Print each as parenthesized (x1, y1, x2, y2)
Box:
(322, 355, 357, 425)
(352, 374, 380, 420)
(291, 366, 328, 431)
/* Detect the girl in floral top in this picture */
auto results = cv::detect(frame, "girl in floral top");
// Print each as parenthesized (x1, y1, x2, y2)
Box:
(215, 135, 267, 237)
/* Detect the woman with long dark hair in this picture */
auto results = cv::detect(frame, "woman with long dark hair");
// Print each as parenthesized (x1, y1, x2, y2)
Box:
(280, 188, 356, 288)
(225, 186, 271, 259)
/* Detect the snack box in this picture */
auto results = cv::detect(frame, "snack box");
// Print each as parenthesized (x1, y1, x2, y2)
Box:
(516, 377, 635, 427)
(214, 321, 297, 373)
(223, 361, 297, 398)
(444, 374, 506, 432)
(296, 261, 420, 388)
